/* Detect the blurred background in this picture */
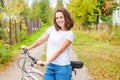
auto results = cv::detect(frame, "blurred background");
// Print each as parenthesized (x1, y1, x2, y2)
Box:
(0, 0, 120, 80)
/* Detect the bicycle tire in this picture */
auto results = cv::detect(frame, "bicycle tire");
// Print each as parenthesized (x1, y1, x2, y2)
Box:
(17, 57, 32, 70)
(22, 77, 29, 80)
(18, 57, 43, 80)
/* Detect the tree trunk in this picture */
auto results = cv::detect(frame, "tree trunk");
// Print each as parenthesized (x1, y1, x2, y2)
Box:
(14, 20, 17, 44)
(96, 15, 99, 31)
(9, 19, 12, 45)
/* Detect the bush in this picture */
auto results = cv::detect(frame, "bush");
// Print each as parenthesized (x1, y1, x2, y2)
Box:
(19, 24, 29, 42)
(0, 40, 13, 64)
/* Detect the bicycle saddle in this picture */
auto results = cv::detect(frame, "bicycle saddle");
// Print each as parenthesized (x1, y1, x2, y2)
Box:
(71, 61, 83, 70)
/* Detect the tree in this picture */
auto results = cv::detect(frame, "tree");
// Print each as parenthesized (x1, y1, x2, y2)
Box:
(4, 0, 27, 22)
(68, 0, 117, 30)
(0, 0, 4, 8)
(0, 0, 4, 40)
(68, 0, 97, 26)
(56, 0, 64, 9)
(95, 0, 117, 31)
(30, 0, 52, 24)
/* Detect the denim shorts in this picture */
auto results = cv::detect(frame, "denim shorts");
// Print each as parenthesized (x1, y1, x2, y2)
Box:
(43, 63, 72, 80)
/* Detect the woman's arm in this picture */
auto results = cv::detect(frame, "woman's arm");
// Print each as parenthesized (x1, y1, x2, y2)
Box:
(38, 39, 71, 65)
(28, 32, 49, 50)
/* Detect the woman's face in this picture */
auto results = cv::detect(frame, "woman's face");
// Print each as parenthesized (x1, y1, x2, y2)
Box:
(55, 12, 65, 28)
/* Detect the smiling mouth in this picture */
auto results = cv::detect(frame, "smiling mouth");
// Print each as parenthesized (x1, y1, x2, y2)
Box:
(57, 22, 63, 27)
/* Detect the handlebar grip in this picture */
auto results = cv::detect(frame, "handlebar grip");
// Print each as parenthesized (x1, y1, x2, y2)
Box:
(22, 45, 28, 51)
(23, 48, 28, 51)
(40, 63, 44, 67)
(22, 48, 28, 53)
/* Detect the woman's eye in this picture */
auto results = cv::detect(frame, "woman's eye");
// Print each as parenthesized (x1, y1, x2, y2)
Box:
(60, 16, 63, 19)
(56, 16, 63, 20)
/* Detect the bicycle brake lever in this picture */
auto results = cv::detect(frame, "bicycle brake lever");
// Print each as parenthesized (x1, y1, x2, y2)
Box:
(23, 48, 28, 53)
(34, 59, 38, 64)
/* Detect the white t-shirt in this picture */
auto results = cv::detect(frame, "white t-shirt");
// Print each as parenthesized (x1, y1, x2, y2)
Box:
(46, 26, 74, 65)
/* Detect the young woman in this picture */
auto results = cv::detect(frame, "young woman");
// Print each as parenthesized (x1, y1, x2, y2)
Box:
(26, 8, 74, 80)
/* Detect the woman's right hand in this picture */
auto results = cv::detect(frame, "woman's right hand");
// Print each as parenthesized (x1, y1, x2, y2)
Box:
(21, 45, 30, 50)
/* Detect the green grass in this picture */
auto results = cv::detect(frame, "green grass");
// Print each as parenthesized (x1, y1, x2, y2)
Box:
(14, 26, 48, 49)
(72, 30, 120, 80)
(12, 25, 49, 58)
(0, 24, 49, 71)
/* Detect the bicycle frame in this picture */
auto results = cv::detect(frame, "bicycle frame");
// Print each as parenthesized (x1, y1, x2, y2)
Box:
(22, 66, 44, 80)
(17, 48, 44, 80)
(18, 48, 83, 80)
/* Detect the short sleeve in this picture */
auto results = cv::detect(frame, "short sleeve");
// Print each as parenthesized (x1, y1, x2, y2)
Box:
(65, 31, 74, 42)
(46, 26, 55, 35)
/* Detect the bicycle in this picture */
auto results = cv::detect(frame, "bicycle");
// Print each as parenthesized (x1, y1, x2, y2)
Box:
(17, 48, 83, 80)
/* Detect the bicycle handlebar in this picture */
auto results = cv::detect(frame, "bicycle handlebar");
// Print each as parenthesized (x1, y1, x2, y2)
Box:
(21, 48, 44, 66)
(21, 48, 83, 68)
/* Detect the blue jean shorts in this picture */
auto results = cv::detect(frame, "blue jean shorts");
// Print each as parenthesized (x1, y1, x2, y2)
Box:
(43, 63, 72, 80)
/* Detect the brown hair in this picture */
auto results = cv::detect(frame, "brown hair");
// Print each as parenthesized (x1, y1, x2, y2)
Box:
(53, 8, 74, 31)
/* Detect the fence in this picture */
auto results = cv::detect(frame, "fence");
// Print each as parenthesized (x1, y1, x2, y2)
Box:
(0, 18, 40, 45)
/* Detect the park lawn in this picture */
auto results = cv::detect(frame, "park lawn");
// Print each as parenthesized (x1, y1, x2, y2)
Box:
(72, 30, 120, 80)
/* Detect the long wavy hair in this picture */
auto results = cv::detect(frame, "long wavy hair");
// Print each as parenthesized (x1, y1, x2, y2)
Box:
(53, 8, 74, 31)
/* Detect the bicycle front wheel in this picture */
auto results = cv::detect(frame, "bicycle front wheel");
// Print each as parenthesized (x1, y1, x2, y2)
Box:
(22, 77, 29, 80)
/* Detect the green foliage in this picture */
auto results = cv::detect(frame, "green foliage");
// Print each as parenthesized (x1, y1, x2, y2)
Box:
(19, 24, 28, 41)
(68, 0, 118, 27)
(100, 15, 112, 23)
(29, 0, 52, 24)
(4, 1, 27, 22)
(0, 27, 2, 33)
(0, 40, 13, 63)
(0, 0, 4, 8)
(0, 23, 49, 70)
(20, 0, 53, 24)
(97, 0, 104, 8)
(68, 0, 97, 25)
(56, 0, 64, 9)
(20, 6, 31, 19)
(14, 24, 49, 49)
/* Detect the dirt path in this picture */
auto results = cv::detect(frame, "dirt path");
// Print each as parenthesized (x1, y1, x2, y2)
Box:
(0, 43, 92, 80)
(69, 49, 92, 80)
